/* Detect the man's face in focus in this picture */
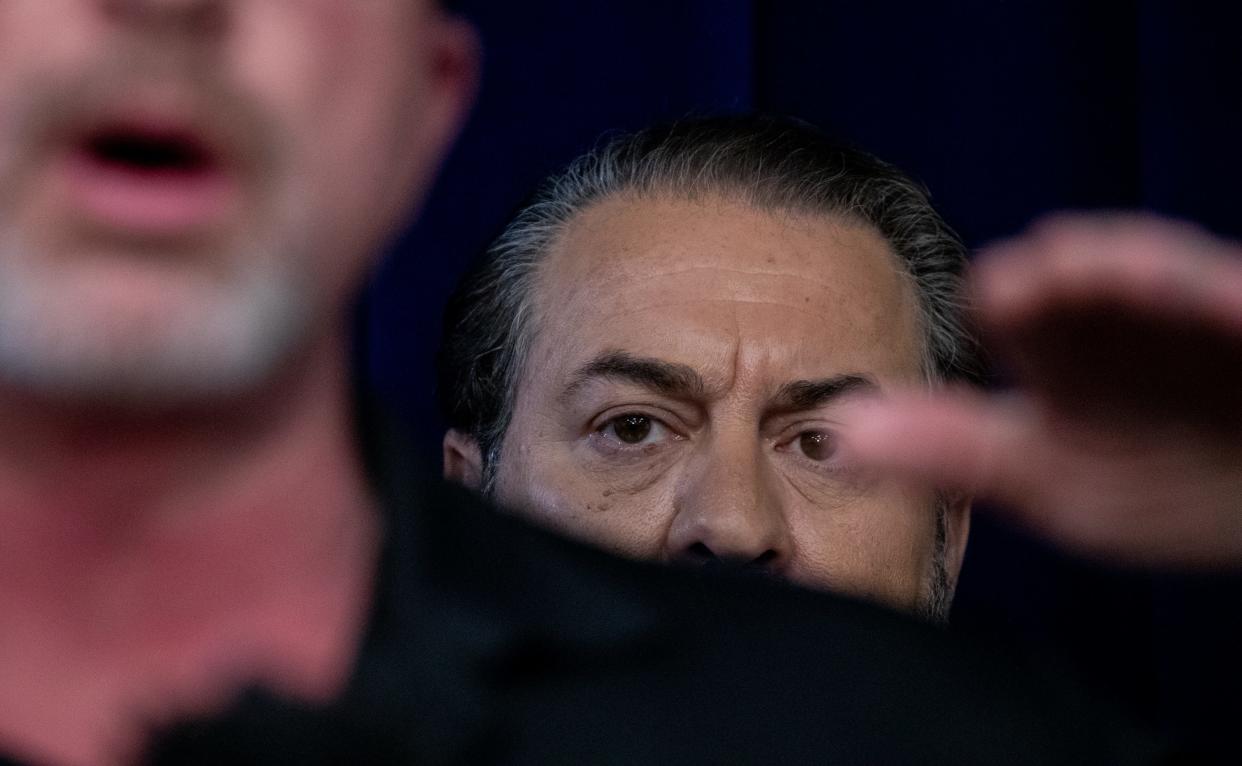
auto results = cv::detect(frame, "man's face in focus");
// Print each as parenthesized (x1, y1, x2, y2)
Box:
(0, 0, 474, 403)
(450, 195, 969, 613)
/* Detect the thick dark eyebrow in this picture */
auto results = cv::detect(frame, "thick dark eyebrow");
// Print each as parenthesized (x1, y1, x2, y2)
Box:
(769, 374, 878, 412)
(560, 350, 707, 402)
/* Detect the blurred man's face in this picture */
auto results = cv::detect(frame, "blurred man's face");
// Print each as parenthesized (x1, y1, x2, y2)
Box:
(0, 0, 474, 403)
(479, 196, 968, 613)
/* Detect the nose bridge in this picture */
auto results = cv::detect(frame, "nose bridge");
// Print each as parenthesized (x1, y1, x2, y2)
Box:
(102, 0, 225, 35)
(667, 426, 789, 566)
(106, 0, 217, 13)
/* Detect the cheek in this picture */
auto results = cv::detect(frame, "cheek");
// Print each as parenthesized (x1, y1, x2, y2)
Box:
(0, 2, 100, 114)
(493, 425, 679, 559)
(233, 4, 426, 260)
(787, 483, 937, 603)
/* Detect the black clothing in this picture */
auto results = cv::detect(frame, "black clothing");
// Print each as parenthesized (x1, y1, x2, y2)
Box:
(1, 407, 1175, 765)
(147, 411, 1171, 765)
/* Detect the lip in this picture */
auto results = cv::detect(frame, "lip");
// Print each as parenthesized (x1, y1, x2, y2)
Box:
(53, 113, 242, 237)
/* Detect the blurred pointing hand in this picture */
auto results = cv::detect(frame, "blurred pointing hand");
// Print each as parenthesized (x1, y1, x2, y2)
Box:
(840, 214, 1242, 568)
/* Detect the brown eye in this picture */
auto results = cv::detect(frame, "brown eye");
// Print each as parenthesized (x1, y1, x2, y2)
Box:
(611, 414, 653, 444)
(798, 430, 836, 461)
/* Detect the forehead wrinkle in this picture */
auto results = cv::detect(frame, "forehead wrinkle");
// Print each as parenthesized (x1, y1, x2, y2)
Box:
(542, 201, 915, 326)
(566, 259, 904, 324)
(587, 297, 864, 327)
(562, 294, 917, 403)
(559, 349, 712, 404)
(581, 257, 917, 320)
(535, 196, 926, 399)
(601, 263, 900, 299)
(611, 263, 845, 283)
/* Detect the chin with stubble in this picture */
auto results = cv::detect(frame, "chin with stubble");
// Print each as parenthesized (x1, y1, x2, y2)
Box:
(0, 57, 317, 409)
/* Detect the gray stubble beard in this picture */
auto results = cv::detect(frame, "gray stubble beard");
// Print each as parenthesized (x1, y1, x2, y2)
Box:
(0, 226, 314, 408)
(0, 57, 319, 409)
(919, 498, 954, 624)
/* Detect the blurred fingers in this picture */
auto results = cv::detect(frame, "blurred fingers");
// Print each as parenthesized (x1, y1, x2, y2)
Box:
(975, 213, 1242, 336)
(837, 388, 1042, 505)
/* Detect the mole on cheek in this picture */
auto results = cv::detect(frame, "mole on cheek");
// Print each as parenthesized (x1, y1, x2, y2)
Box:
(584, 495, 613, 514)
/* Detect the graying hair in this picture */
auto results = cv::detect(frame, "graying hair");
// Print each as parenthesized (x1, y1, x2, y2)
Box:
(439, 115, 981, 483)
(438, 115, 978, 622)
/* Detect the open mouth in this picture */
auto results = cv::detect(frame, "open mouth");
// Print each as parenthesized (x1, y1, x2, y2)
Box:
(84, 126, 219, 178)
(55, 115, 240, 236)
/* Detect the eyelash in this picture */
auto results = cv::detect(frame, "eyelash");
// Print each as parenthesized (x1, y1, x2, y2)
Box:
(774, 425, 844, 469)
(586, 413, 844, 473)
(590, 410, 683, 454)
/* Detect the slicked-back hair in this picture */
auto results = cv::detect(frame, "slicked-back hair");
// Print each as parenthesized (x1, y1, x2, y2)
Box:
(438, 115, 983, 487)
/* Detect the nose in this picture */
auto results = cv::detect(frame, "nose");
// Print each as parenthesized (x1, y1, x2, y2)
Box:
(102, 0, 225, 35)
(665, 438, 790, 575)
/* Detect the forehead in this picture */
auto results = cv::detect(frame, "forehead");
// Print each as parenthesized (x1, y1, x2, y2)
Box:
(531, 194, 925, 392)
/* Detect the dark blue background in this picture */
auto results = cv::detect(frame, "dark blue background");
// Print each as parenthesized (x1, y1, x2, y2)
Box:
(361, 2, 1242, 759)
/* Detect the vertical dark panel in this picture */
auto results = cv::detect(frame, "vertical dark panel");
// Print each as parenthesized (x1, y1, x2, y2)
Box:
(754, 0, 1142, 247)
(363, 0, 754, 459)
(1152, 573, 1242, 764)
(1137, 7, 1242, 759)
(1139, 1, 1242, 238)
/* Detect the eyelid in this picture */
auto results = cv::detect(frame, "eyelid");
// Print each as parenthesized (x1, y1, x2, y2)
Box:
(597, 415, 671, 442)
(771, 421, 849, 472)
(587, 411, 685, 459)
(589, 405, 690, 438)
(770, 417, 842, 447)
(575, 381, 704, 425)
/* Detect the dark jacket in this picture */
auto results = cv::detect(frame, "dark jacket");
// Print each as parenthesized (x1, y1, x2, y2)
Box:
(134, 406, 1171, 765)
